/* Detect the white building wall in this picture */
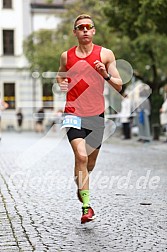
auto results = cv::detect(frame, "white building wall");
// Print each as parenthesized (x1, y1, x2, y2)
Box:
(0, 0, 32, 130)
(0, 0, 66, 131)
(32, 13, 61, 31)
(0, 0, 23, 56)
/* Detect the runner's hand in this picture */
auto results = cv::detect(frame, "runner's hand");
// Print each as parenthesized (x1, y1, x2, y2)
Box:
(59, 78, 68, 92)
(94, 60, 108, 78)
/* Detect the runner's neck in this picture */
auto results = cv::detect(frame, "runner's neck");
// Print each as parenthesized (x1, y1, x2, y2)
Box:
(76, 43, 94, 57)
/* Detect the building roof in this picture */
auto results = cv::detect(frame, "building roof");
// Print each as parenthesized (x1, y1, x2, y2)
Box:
(31, 0, 76, 9)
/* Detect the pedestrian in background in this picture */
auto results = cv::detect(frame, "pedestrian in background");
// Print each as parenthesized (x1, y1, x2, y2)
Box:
(120, 93, 131, 139)
(35, 107, 45, 133)
(0, 93, 9, 141)
(55, 109, 63, 124)
(49, 109, 63, 132)
(16, 108, 23, 132)
(160, 98, 167, 142)
(49, 108, 57, 131)
(137, 98, 151, 143)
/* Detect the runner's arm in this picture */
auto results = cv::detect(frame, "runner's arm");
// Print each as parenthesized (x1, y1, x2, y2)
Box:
(105, 50, 122, 92)
(56, 51, 67, 83)
(95, 48, 122, 92)
(56, 52, 69, 92)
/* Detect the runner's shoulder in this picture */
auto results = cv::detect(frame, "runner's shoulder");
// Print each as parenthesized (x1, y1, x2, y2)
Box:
(101, 47, 114, 57)
(61, 51, 67, 60)
(60, 51, 67, 66)
(101, 47, 115, 63)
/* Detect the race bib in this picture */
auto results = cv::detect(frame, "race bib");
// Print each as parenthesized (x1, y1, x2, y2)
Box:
(61, 115, 81, 129)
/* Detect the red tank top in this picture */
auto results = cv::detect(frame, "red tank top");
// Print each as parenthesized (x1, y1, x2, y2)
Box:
(65, 44, 105, 116)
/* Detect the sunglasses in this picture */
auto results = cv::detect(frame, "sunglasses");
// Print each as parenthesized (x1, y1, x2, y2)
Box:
(75, 23, 94, 31)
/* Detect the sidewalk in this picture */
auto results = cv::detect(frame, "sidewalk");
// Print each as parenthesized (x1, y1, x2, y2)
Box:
(0, 131, 166, 252)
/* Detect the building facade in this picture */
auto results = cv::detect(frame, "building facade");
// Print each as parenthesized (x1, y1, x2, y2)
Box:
(0, 0, 72, 130)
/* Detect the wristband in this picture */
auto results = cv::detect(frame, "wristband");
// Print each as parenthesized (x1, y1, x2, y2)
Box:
(104, 73, 112, 81)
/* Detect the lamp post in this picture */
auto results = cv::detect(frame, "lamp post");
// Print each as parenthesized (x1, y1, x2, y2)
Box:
(32, 70, 40, 112)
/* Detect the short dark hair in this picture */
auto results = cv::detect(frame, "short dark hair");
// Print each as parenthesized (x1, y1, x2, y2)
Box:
(74, 14, 94, 29)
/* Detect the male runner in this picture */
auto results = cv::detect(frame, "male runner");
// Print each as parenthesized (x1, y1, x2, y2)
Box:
(56, 14, 122, 224)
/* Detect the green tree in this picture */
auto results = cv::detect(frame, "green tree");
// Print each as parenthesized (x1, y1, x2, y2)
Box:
(104, 0, 167, 123)
(23, 29, 61, 73)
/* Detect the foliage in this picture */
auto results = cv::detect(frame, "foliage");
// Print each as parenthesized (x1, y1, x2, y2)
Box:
(104, 0, 167, 123)
(23, 29, 61, 73)
(104, 0, 167, 84)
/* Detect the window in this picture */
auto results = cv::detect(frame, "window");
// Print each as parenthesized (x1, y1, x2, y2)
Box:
(4, 83, 15, 109)
(3, 30, 14, 55)
(43, 83, 53, 108)
(3, 0, 12, 8)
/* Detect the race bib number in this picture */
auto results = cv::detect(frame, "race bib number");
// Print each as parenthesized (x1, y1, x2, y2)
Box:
(61, 115, 81, 129)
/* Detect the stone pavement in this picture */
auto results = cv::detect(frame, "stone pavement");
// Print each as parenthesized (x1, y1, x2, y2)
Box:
(0, 131, 166, 252)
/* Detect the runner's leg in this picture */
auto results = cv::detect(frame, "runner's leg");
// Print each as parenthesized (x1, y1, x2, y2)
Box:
(70, 138, 89, 190)
(87, 148, 100, 173)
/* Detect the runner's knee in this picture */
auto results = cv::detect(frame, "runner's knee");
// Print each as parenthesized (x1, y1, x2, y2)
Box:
(75, 155, 88, 166)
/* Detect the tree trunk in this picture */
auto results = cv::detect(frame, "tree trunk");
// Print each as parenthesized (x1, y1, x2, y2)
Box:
(150, 90, 163, 125)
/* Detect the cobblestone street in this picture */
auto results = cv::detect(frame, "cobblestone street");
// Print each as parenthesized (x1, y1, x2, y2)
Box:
(0, 131, 166, 252)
